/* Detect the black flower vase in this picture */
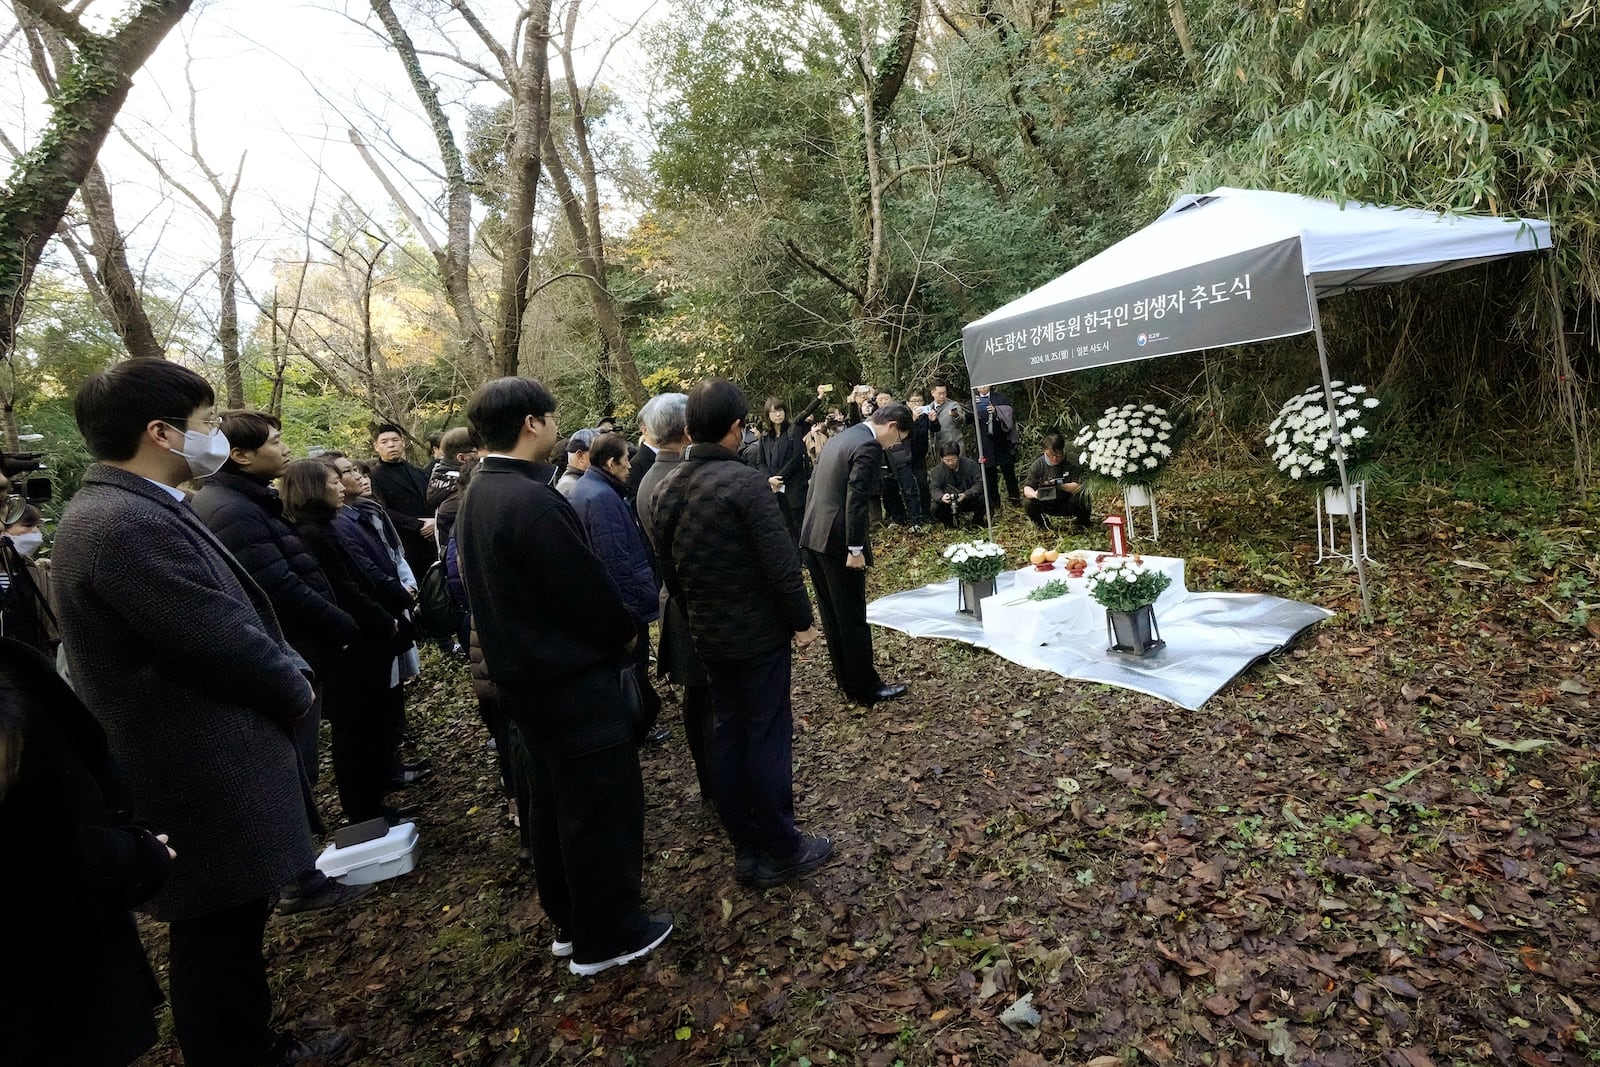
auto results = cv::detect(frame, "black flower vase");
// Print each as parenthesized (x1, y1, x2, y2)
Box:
(958, 577, 997, 620)
(1106, 603, 1164, 657)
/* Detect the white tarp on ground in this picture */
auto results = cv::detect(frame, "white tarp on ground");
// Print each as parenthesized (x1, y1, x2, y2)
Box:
(867, 572, 1331, 710)
(961, 187, 1552, 388)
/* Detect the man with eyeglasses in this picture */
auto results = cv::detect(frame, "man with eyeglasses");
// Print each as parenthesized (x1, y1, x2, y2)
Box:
(51, 359, 350, 1067)
(455, 376, 672, 978)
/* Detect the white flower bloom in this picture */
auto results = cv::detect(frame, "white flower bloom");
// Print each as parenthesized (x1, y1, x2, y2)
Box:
(1363, 397, 1379, 408)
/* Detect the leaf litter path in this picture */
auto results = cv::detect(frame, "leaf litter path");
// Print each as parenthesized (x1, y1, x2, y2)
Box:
(134, 486, 1599, 1067)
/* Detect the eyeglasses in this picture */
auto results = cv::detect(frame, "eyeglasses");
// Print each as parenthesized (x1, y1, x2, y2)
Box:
(2, 494, 25, 526)
(163, 415, 223, 433)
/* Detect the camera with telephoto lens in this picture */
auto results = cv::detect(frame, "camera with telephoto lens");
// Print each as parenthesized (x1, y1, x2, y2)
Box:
(1, 452, 52, 505)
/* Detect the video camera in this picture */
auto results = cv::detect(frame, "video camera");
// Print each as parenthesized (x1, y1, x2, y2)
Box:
(1, 452, 52, 505)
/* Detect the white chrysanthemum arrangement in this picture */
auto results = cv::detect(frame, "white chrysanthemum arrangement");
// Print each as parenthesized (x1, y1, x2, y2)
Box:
(1266, 382, 1381, 484)
(1074, 403, 1175, 485)
(1085, 555, 1172, 613)
(942, 540, 1007, 583)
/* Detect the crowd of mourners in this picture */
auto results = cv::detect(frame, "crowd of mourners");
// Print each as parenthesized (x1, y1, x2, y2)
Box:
(0, 358, 1095, 1067)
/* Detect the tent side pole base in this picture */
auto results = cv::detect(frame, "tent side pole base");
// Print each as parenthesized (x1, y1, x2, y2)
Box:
(1305, 282, 1373, 621)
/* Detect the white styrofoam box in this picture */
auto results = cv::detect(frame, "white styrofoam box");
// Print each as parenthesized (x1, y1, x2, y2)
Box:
(315, 821, 420, 886)
(980, 587, 1094, 645)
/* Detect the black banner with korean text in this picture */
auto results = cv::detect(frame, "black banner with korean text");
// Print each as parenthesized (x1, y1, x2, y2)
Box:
(961, 238, 1314, 387)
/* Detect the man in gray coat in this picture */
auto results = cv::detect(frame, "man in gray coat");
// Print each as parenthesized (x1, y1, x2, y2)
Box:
(52, 359, 350, 1067)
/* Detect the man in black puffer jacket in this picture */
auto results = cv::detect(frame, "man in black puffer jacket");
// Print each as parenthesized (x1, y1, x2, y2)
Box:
(192, 412, 370, 916)
(193, 413, 360, 768)
(648, 378, 831, 891)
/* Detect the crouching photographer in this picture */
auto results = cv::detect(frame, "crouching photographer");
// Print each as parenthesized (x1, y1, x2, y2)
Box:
(1022, 434, 1091, 531)
(929, 442, 983, 529)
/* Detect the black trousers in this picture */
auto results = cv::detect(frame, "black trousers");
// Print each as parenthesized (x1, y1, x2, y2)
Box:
(1024, 492, 1093, 530)
(705, 646, 801, 860)
(503, 667, 649, 962)
(931, 496, 983, 528)
(632, 619, 662, 734)
(167, 897, 275, 1067)
(326, 662, 400, 824)
(477, 689, 536, 853)
(803, 548, 882, 701)
(777, 490, 806, 546)
(682, 683, 715, 802)
(982, 455, 1021, 509)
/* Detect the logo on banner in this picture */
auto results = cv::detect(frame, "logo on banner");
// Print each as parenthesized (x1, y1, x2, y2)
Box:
(1136, 333, 1148, 347)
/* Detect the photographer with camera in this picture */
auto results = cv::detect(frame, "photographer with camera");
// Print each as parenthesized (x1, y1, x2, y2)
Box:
(929, 442, 984, 529)
(1022, 433, 1093, 531)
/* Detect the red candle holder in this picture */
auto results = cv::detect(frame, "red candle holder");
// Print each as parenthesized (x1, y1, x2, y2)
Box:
(1103, 514, 1128, 556)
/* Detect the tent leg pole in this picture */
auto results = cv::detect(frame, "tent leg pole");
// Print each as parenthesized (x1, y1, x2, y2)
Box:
(1306, 286, 1372, 620)
(974, 398, 994, 541)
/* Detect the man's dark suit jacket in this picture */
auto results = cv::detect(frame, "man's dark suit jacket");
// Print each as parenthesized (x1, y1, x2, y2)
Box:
(799, 421, 882, 565)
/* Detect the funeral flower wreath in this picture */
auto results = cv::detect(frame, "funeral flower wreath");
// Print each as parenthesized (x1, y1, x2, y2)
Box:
(1074, 403, 1175, 486)
(942, 540, 1007, 583)
(1085, 556, 1173, 613)
(1266, 382, 1381, 485)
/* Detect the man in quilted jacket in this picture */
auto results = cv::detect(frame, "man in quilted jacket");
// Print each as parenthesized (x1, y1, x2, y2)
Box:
(191, 410, 372, 916)
(648, 378, 832, 890)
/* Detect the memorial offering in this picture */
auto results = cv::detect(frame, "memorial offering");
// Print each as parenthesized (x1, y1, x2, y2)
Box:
(944, 539, 1006, 620)
(1266, 381, 1381, 485)
(1073, 402, 1176, 488)
(1087, 555, 1172, 656)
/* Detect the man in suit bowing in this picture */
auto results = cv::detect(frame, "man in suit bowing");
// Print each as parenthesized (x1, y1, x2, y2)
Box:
(799, 402, 912, 706)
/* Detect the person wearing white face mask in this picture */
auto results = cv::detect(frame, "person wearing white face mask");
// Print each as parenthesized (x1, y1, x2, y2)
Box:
(0, 494, 58, 658)
(52, 359, 350, 1067)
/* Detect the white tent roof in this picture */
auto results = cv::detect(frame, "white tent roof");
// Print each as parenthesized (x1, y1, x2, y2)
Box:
(969, 187, 1552, 329)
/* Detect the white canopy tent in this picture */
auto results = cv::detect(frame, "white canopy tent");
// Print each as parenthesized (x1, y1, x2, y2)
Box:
(961, 187, 1553, 614)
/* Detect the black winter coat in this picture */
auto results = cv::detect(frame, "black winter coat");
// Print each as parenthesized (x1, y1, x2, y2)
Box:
(368, 457, 436, 574)
(568, 467, 661, 624)
(295, 519, 405, 670)
(0, 637, 171, 1067)
(648, 442, 812, 663)
(193, 470, 359, 665)
(456, 456, 635, 695)
(53, 465, 315, 922)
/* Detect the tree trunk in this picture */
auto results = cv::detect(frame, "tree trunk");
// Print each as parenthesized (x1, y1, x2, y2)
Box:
(77, 164, 165, 359)
(366, 0, 495, 376)
(19, 10, 166, 361)
(0, 0, 195, 361)
(493, 0, 554, 377)
(548, 8, 647, 406)
(216, 188, 244, 407)
(1167, 0, 1199, 68)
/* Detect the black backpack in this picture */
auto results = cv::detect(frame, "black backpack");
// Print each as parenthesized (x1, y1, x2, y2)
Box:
(416, 559, 458, 642)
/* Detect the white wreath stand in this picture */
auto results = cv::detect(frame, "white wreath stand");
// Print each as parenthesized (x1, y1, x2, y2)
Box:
(1123, 483, 1159, 542)
(1316, 481, 1372, 565)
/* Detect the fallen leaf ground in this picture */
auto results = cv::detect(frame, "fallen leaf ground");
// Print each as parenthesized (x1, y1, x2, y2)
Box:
(136, 457, 1600, 1066)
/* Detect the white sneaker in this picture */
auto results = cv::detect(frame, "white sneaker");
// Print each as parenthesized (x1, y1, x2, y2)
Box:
(551, 929, 573, 958)
(568, 914, 672, 977)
